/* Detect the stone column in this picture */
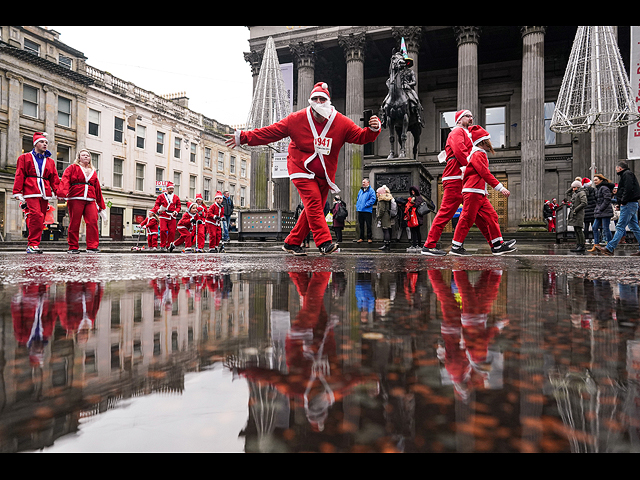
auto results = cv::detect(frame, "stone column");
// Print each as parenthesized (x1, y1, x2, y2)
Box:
(338, 32, 366, 223)
(289, 41, 316, 211)
(519, 26, 547, 229)
(454, 27, 481, 117)
(244, 50, 268, 210)
(43, 85, 57, 159)
(5, 72, 23, 168)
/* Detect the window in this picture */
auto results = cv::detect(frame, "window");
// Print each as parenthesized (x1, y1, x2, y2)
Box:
(136, 125, 146, 149)
(156, 167, 164, 182)
(229, 184, 235, 201)
(91, 152, 100, 174)
(135, 163, 145, 191)
(173, 172, 181, 196)
(218, 151, 225, 171)
(241, 159, 247, 178)
(217, 181, 224, 194)
(59, 54, 72, 69)
(203, 178, 211, 201)
(174, 138, 181, 159)
(240, 186, 246, 207)
(189, 175, 196, 199)
(190, 143, 197, 163)
(88, 109, 100, 136)
(230, 155, 236, 174)
(113, 158, 124, 188)
(204, 148, 211, 168)
(114, 117, 124, 143)
(485, 106, 506, 149)
(58, 96, 72, 127)
(157, 131, 165, 154)
(440, 111, 456, 150)
(545, 102, 556, 145)
(23, 85, 38, 118)
(56, 145, 70, 177)
(23, 38, 40, 56)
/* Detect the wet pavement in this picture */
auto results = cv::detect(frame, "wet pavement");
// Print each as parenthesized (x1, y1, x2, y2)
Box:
(1, 249, 640, 452)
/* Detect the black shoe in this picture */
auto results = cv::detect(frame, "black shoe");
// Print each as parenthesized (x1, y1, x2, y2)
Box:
(492, 242, 517, 255)
(449, 245, 471, 256)
(378, 243, 390, 251)
(318, 241, 339, 255)
(421, 247, 447, 256)
(282, 242, 307, 256)
(168, 243, 175, 253)
(87, 248, 100, 253)
(570, 245, 586, 253)
(504, 239, 517, 248)
(67, 249, 79, 254)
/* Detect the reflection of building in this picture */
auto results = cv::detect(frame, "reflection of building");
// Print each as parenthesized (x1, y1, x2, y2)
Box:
(0, 26, 251, 242)
(246, 26, 634, 231)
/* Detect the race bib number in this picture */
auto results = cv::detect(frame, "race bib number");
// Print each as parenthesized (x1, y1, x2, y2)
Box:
(314, 137, 333, 156)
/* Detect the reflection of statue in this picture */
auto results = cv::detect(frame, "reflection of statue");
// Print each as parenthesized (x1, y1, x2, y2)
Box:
(380, 47, 424, 159)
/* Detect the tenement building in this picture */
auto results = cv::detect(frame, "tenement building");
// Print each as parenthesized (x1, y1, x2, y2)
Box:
(245, 26, 633, 232)
(0, 26, 250, 242)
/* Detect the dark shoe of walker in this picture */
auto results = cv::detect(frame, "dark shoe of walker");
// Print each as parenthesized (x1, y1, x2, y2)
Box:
(449, 245, 471, 256)
(492, 242, 517, 255)
(318, 241, 339, 255)
(378, 242, 390, 252)
(282, 242, 307, 256)
(421, 247, 447, 256)
(570, 245, 586, 254)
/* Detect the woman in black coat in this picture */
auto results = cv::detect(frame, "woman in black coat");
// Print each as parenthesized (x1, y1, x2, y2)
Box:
(582, 179, 597, 242)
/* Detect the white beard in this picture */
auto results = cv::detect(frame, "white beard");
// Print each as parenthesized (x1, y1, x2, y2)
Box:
(309, 99, 333, 119)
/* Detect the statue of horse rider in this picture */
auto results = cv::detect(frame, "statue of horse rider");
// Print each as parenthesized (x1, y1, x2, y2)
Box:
(382, 50, 424, 128)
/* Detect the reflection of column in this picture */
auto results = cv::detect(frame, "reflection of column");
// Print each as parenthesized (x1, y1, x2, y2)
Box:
(454, 27, 480, 117)
(289, 41, 316, 211)
(339, 32, 366, 223)
(520, 26, 546, 228)
(244, 50, 268, 210)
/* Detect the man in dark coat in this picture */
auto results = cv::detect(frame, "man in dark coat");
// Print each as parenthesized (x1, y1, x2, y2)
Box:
(222, 190, 234, 243)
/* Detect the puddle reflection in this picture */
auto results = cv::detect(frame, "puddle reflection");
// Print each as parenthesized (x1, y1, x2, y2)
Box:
(2, 258, 640, 452)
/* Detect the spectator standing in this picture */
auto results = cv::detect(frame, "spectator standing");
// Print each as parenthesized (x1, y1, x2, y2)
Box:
(582, 177, 597, 244)
(375, 185, 394, 251)
(222, 190, 234, 243)
(589, 174, 614, 251)
(330, 195, 347, 243)
(568, 180, 588, 253)
(355, 178, 377, 243)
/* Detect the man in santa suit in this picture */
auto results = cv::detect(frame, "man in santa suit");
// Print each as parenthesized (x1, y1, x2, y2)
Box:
(154, 182, 181, 251)
(449, 125, 516, 256)
(13, 132, 61, 253)
(226, 82, 381, 256)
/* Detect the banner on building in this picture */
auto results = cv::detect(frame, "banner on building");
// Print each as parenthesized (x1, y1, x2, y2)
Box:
(628, 26, 640, 159)
(272, 152, 289, 179)
(280, 62, 294, 113)
(155, 180, 169, 194)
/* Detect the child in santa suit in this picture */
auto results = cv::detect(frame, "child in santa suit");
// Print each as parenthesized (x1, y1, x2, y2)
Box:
(226, 81, 381, 256)
(12, 132, 61, 253)
(206, 191, 225, 253)
(154, 182, 181, 250)
(449, 125, 516, 256)
(193, 193, 207, 252)
(169, 202, 201, 253)
(140, 210, 160, 250)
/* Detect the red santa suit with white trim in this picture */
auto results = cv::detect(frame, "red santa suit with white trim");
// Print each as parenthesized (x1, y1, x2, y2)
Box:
(451, 125, 515, 255)
(12, 132, 61, 252)
(153, 183, 181, 249)
(58, 152, 107, 252)
(227, 82, 380, 255)
(206, 191, 224, 251)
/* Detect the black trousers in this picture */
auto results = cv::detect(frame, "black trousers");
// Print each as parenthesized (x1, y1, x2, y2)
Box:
(358, 211, 373, 240)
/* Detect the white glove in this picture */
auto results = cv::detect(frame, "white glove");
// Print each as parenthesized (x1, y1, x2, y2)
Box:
(15, 194, 25, 203)
(159, 205, 167, 212)
(99, 210, 108, 222)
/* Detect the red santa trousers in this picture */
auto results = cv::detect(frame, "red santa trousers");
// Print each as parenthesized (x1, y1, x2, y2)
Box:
(194, 223, 205, 249)
(207, 224, 221, 249)
(67, 199, 100, 250)
(159, 218, 177, 248)
(452, 192, 503, 247)
(173, 226, 194, 248)
(286, 177, 332, 247)
(425, 182, 465, 248)
(24, 197, 49, 247)
(147, 233, 158, 248)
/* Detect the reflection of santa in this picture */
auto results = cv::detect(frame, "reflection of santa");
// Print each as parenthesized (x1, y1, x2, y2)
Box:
(11, 283, 56, 367)
(430, 269, 508, 401)
(57, 281, 103, 344)
(150, 276, 180, 311)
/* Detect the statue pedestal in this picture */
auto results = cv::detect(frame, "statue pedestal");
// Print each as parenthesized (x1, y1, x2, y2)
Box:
(364, 158, 434, 241)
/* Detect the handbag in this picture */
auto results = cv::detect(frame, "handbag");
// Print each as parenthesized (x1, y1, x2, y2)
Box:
(416, 201, 431, 216)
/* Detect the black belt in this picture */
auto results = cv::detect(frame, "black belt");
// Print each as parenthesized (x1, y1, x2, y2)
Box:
(71, 182, 90, 186)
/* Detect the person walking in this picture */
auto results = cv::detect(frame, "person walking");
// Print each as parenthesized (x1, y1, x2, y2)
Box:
(356, 178, 377, 244)
(221, 190, 234, 244)
(568, 179, 588, 253)
(330, 195, 347, 243)
(139, 210, 159, 251)
(154, 182, 181, 251)
(595, 161, 640, 256)
(375, 185, 394, 251)
(582, 177, 597, 244)
(226, 81, 380, 256)
(12, 132, 61, 253)
(58, 149, 107, 253)
(169, 202, 201, 253)
(589, 173, 614, 252)
(206, 191, 225, 253)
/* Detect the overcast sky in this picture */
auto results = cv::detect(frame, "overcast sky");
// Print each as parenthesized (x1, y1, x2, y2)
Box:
(48, 26, 254, 127)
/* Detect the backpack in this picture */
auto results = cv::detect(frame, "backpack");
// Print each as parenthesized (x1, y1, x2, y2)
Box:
(390, 198, 398, 218)
(334, 203, 348, 222)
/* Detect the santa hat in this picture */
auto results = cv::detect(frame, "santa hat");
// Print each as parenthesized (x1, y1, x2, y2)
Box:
(195, 193, 203, 201)
(215, 191, 223, 199)
(310, 82, 330, 100)
(470, 125, 491, 146)
(455, 110, 472, 124)
(33, 132, 47, 145)
(166, 182, 174, 188)
(187, 201, 196, 210)
(581, 177, 592, 186)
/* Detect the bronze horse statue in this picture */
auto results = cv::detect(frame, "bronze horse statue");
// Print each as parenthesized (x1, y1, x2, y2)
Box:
(380, 50, 423, 159)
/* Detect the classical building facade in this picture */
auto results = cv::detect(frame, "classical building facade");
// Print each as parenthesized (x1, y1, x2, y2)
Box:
(0, 26, 250, 241)
(245, 26, 633, 232)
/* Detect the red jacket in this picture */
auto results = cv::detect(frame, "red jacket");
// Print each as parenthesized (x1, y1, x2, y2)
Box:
(177, 209, 203, 232)
(206, 202, 224, 227)
(140, 215, 159, 236)
(442, 126, 472, 186)
(13, 152, 60, 199)
(58, 163, 106, 210)
(154, 192, 181, 220)
(239, 107, 379, 193)
(462, 146, 504, 196)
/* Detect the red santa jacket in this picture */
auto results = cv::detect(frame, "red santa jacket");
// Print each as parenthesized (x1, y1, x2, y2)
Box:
(58, 163, 106, 210)
(13, 152, 60, 199)
(462, 146, 505, 196)
(176, 209, 203, 233)
(153, 192, 181, 220)
(206, 202, 224, 227)
(239, 107, 379, 193)
(140, 215, 159, 236)
(442, 126, 472, 186)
